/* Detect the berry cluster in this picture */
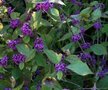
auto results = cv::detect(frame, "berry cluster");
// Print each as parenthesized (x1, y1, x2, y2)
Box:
(12, 53, 26, 65)
(35, 1, 53, 12)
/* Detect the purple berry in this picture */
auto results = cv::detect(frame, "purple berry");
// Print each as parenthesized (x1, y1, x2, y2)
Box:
(10, 19, 20, 29)
(4, 88, 12, 90)
(55, 62, 66, 72)
(8, 39, 21, 50)
(93, 21, 102, 30)
(21, 23, 33, 37)
(79, 53, 91, 61)
(24, 86, 29, 90)
(0, 55, 8, 67)
(71, 34, 81, 42)
(72, 19, 80, 26)
(35, 1, 53, 12)
(80, 27, 86, 34)
(81, 42, 91, 49)
(12, 53, 26, 65)
(34, 37, 44, 52)
(60, 14, 66, 21)
(7, 7, 14, 15)
(94, 3, 105, 10)
(74, 10, 80, 15)
(90, 55, 96, 65)
(71, 0, 82, 6)
(98, 68, 108, 78)
(0, 74, 3, 79)
(36, 82, 41, 90)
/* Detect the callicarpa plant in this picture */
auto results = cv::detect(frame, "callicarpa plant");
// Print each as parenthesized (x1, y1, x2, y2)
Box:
(0, 0, 108, 90)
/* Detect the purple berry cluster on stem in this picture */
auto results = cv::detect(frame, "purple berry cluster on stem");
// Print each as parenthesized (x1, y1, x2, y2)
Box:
(8, 39, 21, 50)
(8, 7, 14, 15)
(21, 23, 33, 37)
(98, 68, 108, 78)
(71, 34, 81, 42)
(0, 56, 8, 67)
(79, 53, 91, 61)
(72, 19, 80, 26)
(10, 19, 20, 29)
(4, 88, 12, 90)
(34, 37, 44, 52)
(81, 42, 91, 49)
(12, 53, 26, 65)
(35, 1, 53, 12)
(93, 21, 102, 30)
(55, 62, 66, 72)
(70, 0, 82, 6)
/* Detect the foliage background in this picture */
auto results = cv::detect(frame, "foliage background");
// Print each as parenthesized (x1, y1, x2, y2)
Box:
(0, 0, 108, 90)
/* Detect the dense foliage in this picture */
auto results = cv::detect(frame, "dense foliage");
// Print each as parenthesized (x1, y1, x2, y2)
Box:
(0, 0, 108, 90)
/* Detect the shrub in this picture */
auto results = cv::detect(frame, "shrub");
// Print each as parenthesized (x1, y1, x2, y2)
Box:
(0, 0, 108, 90)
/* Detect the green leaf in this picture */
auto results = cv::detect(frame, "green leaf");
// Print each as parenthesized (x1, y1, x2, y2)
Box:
(90, 1, 98, 6)
(67, 59, 93, 76)
(62, 43, 72, 52)
(16, 44, 35, 62)
(0, 80, 10, 89)
(80, 7, 92, 21)
(97, 75, 108, 89)
(32, 65, 37, 72)
(26, 49, 36, 62)
(90, 44, 107, 55)
(48, 8, 61, 21)
(19, 14, 26, 22)
(12, 28, 22, 39)
(70, 73, 83, 89)
(0, 25, 9, 34)
(50, 8, 59, 17)
(66, 55, 80, 63)
(44, 49, 62, 64)
(23, 36, 30, 43)
(85, 24, 93, 30)
(13, 82, 24, 90)
(22, 69, 32, 80)
(0, 67, 6, 74)
(12, 69, 22, 80)
(10, 12, 20, 19)
(80, 7, 92, 16)
(59, 33, 72, 41)
(42, 85, 52, 90)
(92, 8, 101, 21)
(32, 0, 42, 3)
(101, 42, 108, 47)
(41, 34, 53, 47)
(30, 86, 37, 90)
(57, 71, 63, 80)
(49, 0, 65, 5)
(35, 54, 46, 66)
(71, 26, 80, 34)
(31, 11, 41, 29)
(40, 19, 53, 26)
(19, 63, 24, 70)
(16, 44, 30, 56)
(101, 24, 108, 35)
